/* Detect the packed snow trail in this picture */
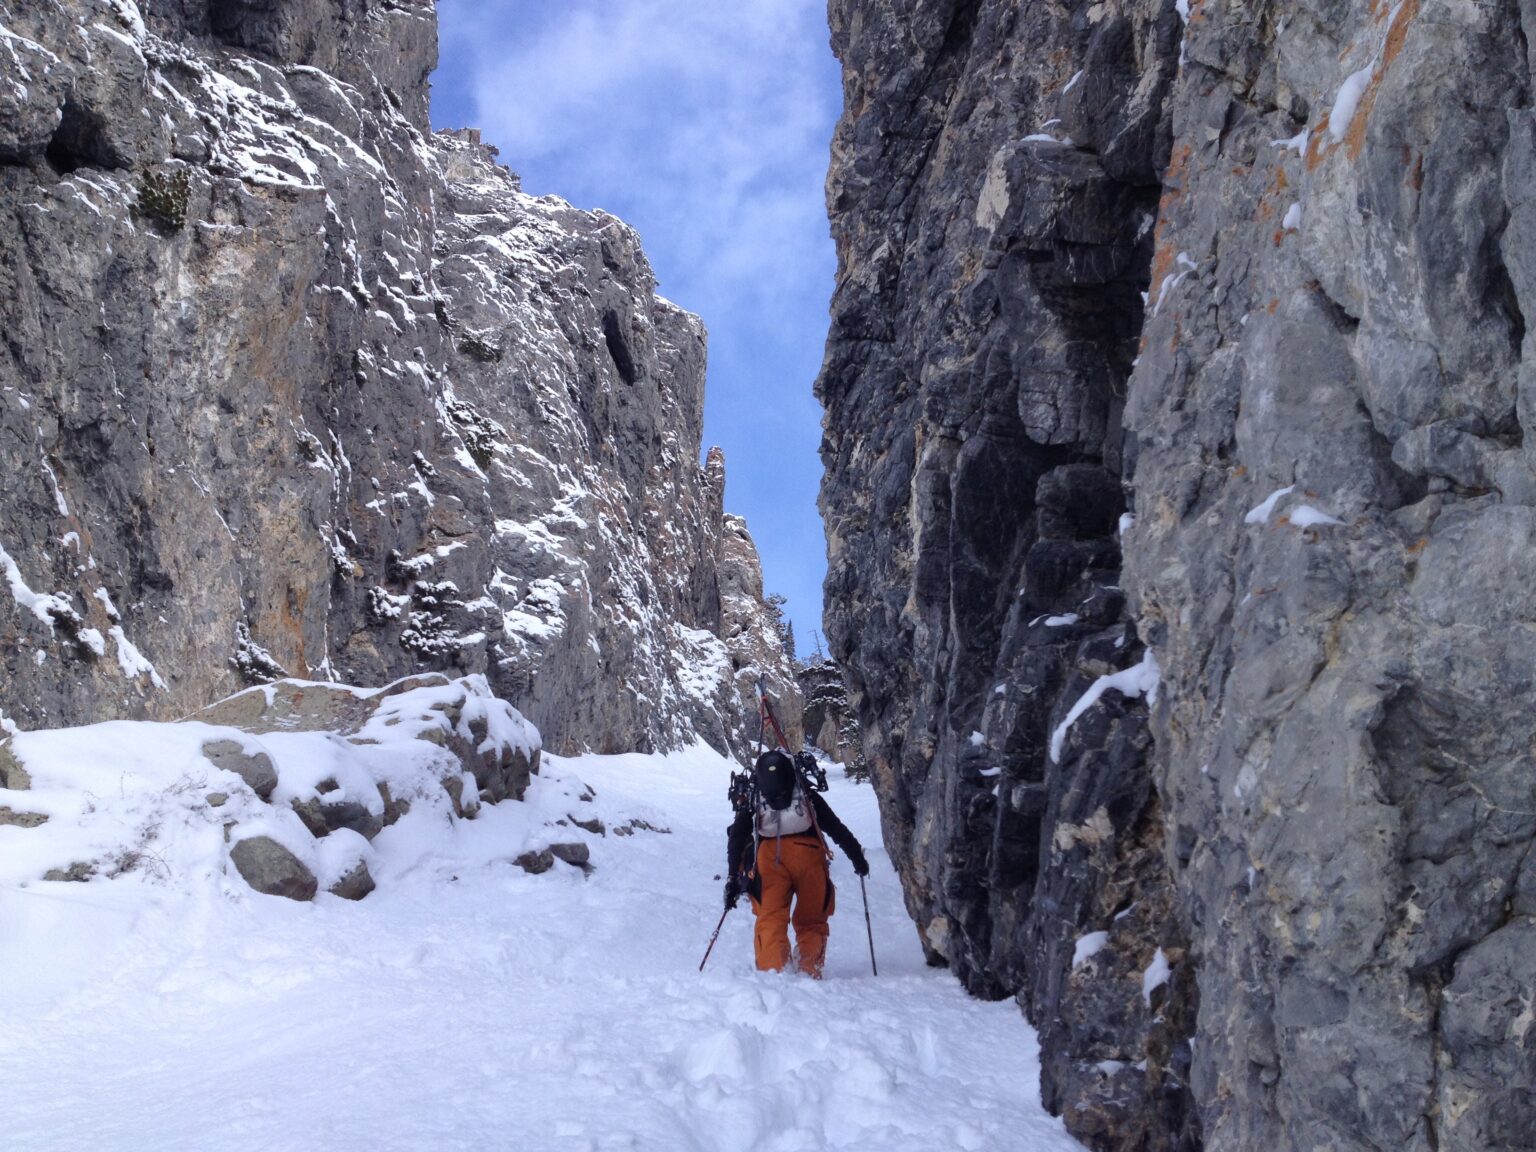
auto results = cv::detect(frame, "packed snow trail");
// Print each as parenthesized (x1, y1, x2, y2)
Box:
(2, 743, 1085, 1152)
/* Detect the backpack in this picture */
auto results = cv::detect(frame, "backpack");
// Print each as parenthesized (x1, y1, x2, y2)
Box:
(751, 750, 814, 837)
(729, 750, 837, 910)
(728, 749, 829, 814)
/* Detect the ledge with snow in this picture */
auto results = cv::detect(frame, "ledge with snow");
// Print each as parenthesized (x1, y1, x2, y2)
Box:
(0, 673, 619, 902)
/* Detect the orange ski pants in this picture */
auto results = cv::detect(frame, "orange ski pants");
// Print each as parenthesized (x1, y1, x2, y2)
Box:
(750, 834, 835, 977)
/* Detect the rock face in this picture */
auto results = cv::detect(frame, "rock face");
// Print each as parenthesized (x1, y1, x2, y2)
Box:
(797, 658, 850, 762)
(821, 1, 1536, 1150)
(818, 2, 1195, 1148)
(1125, 2, 1536, 1149)
(717, 509, 804, 751)
(0, 0, 796, 762)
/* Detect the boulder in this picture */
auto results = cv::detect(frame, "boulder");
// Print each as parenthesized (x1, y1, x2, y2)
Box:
(328, 859, 376, 901)
(0, 744, 31, 790)
(0, 807, 48, 828)
(44, 861, 95, 882)
(514, 849, 554, 875)
(230, 836, 317, 901)
(201, 739, 277, 800)
(549, 842, 591, 872)
(198, 684, 376, 736)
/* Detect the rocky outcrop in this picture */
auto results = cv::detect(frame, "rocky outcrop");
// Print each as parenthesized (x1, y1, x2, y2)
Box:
(797, 658, 850, 762)
(4, 671, 545, 899)
(717, 508, 804, 751)
(1125, 1, 1536, 1149)
(822, 0, 1536, 1150)
(818, 1, 1195, 1147)
(0, 0, 796, 763)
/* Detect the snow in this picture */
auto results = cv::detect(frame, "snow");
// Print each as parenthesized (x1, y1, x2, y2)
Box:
(1289, 504, 1344, 528)
(1282, 202, 1303, 231)
(1062, 70, 1084, 94)
(0, 734, 1084, 1152)
(969, 729, 986, 747)
(0, 540, 76, 631)
(1330, 66, 1375, 143)
(1151, 253, 1198, 316)
(1269, 130, 1309, 156)
(1050, 649, 1162, 763)
(40, 456, 69, 516)
(1118, 512, 1135, 538)
(1142, 948, 1171, 1007)
(1072, 931, 1109, 969)
(109, 625, 166, 689)
(1244, 485, 1295, 525)
(1044, 613, 1080, 628)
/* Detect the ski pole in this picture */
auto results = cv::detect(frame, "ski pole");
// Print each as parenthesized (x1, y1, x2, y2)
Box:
(860, 876, 877, 976)
(699, 905, 731, 972)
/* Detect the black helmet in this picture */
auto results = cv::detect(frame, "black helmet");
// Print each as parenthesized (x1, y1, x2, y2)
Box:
(753, 749, 796, 810)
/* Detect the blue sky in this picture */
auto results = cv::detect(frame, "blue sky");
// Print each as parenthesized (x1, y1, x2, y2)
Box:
(431, 1, 842, 661)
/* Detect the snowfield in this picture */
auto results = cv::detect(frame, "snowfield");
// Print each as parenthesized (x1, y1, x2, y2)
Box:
(2, 741, 1084, 1152)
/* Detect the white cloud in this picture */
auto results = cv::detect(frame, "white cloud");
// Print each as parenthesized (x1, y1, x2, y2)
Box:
(434, 0, 840, 647)
(436, 0, 838, 317)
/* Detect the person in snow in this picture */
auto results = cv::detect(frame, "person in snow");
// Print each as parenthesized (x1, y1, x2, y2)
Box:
(724, 749, 868, 977)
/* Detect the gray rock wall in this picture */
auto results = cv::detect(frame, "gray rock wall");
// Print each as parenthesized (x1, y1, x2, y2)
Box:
(822, 0, 1536, 1150)
(1126, 0, 1536, 1148)
(0, 0, 798, 762)
(818, 1, 1196, 1148)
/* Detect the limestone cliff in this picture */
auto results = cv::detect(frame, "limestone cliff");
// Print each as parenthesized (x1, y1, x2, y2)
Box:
(818, 1, 1195, 1147)
(820, 0, 1536, 1150)
(1128, 1, 1536, 1148)
(0, 0, 798, 762)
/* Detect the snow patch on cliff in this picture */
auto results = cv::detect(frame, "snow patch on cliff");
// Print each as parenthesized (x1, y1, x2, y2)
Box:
(1050, 650, 1162, 763)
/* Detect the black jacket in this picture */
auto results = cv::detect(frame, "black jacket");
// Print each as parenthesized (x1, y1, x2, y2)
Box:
(727, 788, 866, 882)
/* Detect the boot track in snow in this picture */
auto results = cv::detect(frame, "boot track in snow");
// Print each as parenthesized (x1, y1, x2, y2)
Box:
(2, 743, 1083, 1152)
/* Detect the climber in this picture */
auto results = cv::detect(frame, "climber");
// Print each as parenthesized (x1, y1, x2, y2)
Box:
(724, 749, 868, 977)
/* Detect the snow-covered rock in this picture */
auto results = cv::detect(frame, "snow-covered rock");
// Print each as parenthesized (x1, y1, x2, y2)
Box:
(0, 0, 796, 762)
(0, 673, 547, 901)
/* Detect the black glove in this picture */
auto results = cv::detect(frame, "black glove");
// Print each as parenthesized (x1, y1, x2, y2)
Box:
(724, 878, 741, 910)
(850, 850, 869, 878)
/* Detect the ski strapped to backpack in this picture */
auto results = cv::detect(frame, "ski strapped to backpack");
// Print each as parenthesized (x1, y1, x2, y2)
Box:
(729, 684, 838, 894)
(736, 680, 829, 802)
